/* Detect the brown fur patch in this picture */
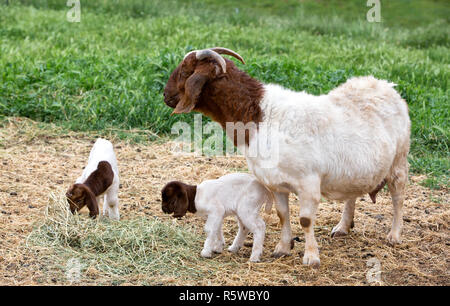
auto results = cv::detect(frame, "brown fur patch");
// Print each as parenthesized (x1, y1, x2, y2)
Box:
(164, 54, 265, 146)
(300, 217, 311, 228)
(83, 161, 114, 196)
(161, 181, 197, 218)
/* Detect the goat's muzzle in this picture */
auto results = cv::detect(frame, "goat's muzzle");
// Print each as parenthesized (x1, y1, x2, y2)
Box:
(164, 93, 178, 108)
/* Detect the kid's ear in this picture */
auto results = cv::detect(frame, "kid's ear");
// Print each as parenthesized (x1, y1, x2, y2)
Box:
(173, 189, 189, 218)
(84, 189, 99, 218)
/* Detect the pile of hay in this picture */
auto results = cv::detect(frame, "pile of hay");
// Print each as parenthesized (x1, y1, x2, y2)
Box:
(27, 191, 233, 285)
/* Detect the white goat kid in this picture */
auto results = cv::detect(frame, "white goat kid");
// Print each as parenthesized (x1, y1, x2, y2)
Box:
(197, 174, 272, 262)
(161, 173, 273, 262)
(67, 138, 120, 220)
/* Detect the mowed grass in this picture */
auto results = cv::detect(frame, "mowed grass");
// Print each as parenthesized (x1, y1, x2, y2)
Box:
(0, 0, 449, 188)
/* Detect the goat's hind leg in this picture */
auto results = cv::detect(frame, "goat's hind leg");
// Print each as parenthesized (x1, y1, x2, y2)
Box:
(386, 158, 408, 245)
(228, 217, 249, 253)
(201, 213, 223, 258)
(272, 192, 292, 257)
(331, 198, 356, 237)
(243, 215, 266, 262)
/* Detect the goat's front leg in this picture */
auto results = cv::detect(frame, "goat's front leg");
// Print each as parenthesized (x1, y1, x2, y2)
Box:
(201, 213, 223, 258)
(273, 192, 292, 257)
(102, 194, 108, 217)
(297, 176, 321, 268)
(104, 190, 120, 221)
(213, 219, 225, 254)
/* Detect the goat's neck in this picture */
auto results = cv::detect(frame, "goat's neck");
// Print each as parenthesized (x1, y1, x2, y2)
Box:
(196, 68, 265, 146)
(197, 68, 265, 129)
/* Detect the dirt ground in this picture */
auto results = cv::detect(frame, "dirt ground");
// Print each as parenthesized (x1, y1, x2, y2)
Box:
(0, 117, 448, 286)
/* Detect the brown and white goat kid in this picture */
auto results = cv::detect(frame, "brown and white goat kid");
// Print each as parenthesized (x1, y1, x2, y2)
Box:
(163, 47, 411, 267)
(66, 138, 120, 220)
(161, 173, 273, 262)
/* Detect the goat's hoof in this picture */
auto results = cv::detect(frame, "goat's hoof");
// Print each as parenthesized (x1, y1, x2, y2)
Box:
(331, 229, 348, 238)
(331, 225, 349, 238)
(303, 253, 320, 268)
(249, 256, 261, 263)
(272, 242, 291, 258)
(228, 246, 240, 253)
(387, 232, 402, 245)
(201, 250, 212, 258)
(212, 241, 225, 253)
(272, 251, 290, 258)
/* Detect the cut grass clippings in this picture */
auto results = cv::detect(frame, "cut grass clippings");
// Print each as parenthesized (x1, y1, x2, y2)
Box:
(27, 192, 233, 285)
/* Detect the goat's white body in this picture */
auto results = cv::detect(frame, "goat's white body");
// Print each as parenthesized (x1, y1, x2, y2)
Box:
(247, 76, 409, 199)
(241, 76, 410, 265)
(77, 138, 120, 220)
(195, 173, 273, 262)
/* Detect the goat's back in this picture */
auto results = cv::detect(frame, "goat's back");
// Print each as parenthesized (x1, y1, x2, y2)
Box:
(252, 77, 410, 199)
(77, 138, 119, 184)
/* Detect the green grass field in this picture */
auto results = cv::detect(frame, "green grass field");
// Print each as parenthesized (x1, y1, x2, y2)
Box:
(0, 0, 448, 187)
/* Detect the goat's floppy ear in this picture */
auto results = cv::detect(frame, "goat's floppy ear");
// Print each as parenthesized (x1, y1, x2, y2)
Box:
(173, 189, 189, 218)
(84, 188, 99, 219)
(173, 71, 210, 114)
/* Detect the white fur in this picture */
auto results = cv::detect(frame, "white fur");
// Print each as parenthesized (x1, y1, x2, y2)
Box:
(77, 138, 120, 220)
(241, 76, 410, 266)
(195, 173, 273, 262)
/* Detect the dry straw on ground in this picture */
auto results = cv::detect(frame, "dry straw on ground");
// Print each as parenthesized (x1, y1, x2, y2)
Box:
(0, 117, 448, 285)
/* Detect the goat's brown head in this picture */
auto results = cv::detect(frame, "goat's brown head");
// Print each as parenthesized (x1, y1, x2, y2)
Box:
(163, 47, 245, 114)
(161, 181, 196, 218)
(66, 184, 99, 218)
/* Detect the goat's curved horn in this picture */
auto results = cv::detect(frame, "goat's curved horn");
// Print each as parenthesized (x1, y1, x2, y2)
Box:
(183, 47, 244, 73)
(210, 47, 245, 65)
(183, 50, 197, 61)
(195, 49, 227, 73)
